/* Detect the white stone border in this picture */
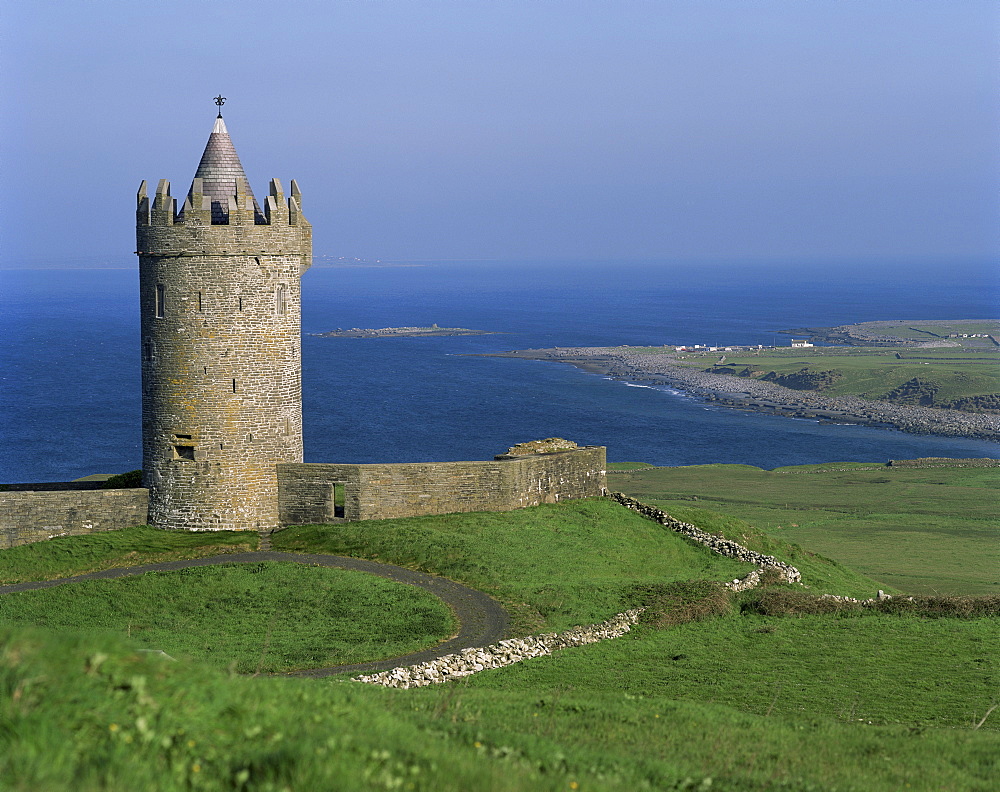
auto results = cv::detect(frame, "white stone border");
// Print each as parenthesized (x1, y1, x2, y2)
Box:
(355, 609, 644, 689)
(608, 492, 802, 584)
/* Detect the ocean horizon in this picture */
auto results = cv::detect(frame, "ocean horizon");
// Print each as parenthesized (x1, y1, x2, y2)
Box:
(1, 258, 997, 483)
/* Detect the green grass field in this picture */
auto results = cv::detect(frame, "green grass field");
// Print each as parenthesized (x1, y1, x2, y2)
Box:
(695, 346, 1000, 405)
(270, 498, 880, 631)
(2, 488, 999, 790)
(859, 320, 999, 342)
(613, 462, 1000, 595)
(0, 524, 258, 584)
(0, 562, 455, 673)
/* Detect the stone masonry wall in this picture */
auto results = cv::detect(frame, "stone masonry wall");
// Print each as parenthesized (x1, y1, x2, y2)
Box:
(0, 489, 149, 549)
(137, 177, 311, 531)
(2, 448, 604, 543)
(277, 446, 607, 524)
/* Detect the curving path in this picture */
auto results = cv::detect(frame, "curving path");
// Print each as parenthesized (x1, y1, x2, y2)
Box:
(0, 551, 509, 677)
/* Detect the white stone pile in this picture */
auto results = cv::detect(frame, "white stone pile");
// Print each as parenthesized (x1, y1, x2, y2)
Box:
(724, 568, 769, 593)
(609, 492, 802, 584)
(819, 591, 909, 607)
(355, 609, 643, 689)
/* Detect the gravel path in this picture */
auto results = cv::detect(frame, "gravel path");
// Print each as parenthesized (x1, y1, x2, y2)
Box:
(0, 551, 509, 677)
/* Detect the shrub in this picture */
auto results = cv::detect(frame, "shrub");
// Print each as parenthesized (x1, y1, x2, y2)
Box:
(875, 595, 1000, 619)
(630, 581, 734, 627)
(101, 469, 142, 488)
(740, 589, 862, 617)
(740, 590, 1000, 619)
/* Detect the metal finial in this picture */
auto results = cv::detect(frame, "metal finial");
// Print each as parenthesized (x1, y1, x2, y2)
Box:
(214, 95, 226, 117)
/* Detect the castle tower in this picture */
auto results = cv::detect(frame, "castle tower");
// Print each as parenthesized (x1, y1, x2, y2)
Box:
(136, 108, 311, 531)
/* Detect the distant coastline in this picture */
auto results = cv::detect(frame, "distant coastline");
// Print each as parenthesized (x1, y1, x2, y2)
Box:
(782, 319, 1000, 348)
(485, 347, 1000, 442)
(314, 325, 495, 339)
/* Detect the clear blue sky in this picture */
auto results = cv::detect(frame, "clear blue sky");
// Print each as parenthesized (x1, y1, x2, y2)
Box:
(3, 0, 998, 265)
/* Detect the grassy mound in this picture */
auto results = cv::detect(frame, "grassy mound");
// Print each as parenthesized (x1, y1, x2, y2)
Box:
(0, 563, 455, 673)
(272, 498, 760, 633)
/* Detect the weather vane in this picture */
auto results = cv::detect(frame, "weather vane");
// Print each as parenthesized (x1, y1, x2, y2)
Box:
(214, 95, 226, 117)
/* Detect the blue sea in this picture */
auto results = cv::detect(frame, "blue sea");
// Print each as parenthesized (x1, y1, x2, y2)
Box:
(1, 259, 997, 483)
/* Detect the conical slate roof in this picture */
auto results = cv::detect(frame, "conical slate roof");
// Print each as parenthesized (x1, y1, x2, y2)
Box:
(190, 115, 263, 223)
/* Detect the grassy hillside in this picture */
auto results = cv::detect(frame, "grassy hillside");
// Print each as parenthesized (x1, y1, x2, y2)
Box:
(855, 319, 999, 343)
(2, 495, 998, 790)
(612, 462, 1000, 595)
(695, 346, 1000, 408)
(271, 498, 879, 630)
(3, 602, 997, 790)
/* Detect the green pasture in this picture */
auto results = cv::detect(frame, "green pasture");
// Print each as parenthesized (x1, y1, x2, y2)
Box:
(3, 490, 999, 790)
(3, 606, 998, 791)
(0, 524, 257, 585)
(270, 498, 873, 632)
(0, 562, 454, 673)
(701, 347, 1000, 403)
(858, 319, 999, 342)
(614, 462, 1000, 595)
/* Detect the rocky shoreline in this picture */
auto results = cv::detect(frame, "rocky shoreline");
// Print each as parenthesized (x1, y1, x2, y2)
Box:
(489, 347, 1000, 442)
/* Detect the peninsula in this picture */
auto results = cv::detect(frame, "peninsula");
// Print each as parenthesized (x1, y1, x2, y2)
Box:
(781, 318, 1000, 348)
(314, 324, 494, 338)
(488, 342, 1000, 442)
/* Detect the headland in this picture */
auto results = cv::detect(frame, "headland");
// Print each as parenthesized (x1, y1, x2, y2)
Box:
(487, 345, 1000, 442)
(782, 318, 1000, 348)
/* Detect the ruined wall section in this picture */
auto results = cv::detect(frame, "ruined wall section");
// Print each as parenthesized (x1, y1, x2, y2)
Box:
(277, 446, 607, 525)
(137, 177, 311, 531)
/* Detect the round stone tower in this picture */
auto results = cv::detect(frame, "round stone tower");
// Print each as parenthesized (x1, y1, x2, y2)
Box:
(136, 110, 311, 531)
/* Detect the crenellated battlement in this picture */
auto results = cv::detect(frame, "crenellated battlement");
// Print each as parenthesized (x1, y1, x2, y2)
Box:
(136, 176, 311, 268)
(136, 178, 307, 228)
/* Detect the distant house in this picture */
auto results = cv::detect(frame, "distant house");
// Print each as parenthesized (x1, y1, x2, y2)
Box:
(790, 339, 814, 348)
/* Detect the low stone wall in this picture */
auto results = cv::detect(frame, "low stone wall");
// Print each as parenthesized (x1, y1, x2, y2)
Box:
(0, 489, 149, 549)
(356, 609, 643, 689)
(356, 494, 805, 688)
(277, 446, 607, 524)
(608, 492, 801, 583)
(2, 446, 606, 541)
